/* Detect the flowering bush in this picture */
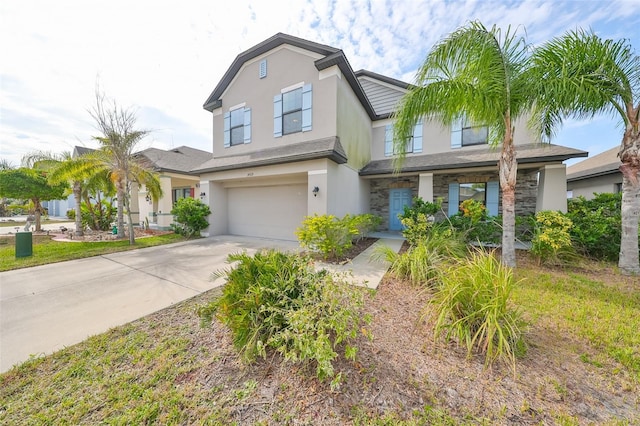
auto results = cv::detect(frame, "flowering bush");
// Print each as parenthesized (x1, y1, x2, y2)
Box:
(531, 210, 574, 265)
(459, 199, 486, 224)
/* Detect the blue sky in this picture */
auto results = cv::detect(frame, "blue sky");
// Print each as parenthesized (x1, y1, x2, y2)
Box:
(1, 0, 639, 167)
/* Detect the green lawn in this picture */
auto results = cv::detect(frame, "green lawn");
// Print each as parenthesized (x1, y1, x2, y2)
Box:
(0, 233, 188, 271)
(0, 220, 26, 228)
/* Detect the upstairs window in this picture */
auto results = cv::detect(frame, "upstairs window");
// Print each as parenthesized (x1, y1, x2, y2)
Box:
(223, 106, 251, 148)
(274, 83, 312, 137)
(451, 117, 488, 148)
(384, 121, 423, 156)
(282, 87, 302, 134)
(230, 108, 245, 145)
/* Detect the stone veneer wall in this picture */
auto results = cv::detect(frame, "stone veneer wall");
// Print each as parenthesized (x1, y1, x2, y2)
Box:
(369, 176, 419, 230)
(369, 169, 539, 230)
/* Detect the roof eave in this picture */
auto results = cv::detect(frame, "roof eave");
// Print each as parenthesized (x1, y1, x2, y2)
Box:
(192, 149, 347, 174)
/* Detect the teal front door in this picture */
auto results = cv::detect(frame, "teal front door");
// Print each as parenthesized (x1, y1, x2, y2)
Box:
(389, 189, 412, 231)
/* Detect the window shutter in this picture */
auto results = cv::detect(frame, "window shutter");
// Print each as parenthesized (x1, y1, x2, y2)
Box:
(189, 188, 195, 198)
(273, 94, 282, 137)
(243, 108, 251, 144)
(413, 121, 423, 153)
(448, 183, 459, 216)
(450, 118, 462, 149)
(384, 124, 393, 156)
(302, 83, 312, 132)
(223, 112, 231, 148)
(486, 181, 499, 216)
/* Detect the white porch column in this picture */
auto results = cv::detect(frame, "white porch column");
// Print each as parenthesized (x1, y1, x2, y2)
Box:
(418, 173, 434, 202)
(308, 169, 328, 216)
(537, 164, 568, 213)
(157, 175, 174, 229)
(206, 181, 227, 236)
(129, 185, 140, 226)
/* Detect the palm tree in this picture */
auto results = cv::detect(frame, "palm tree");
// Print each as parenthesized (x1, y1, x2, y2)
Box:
(531, 30, 639, 275)
(392, 22, 535, 267)
(86, 92, 162, 244)
(22, 151, 86, 236)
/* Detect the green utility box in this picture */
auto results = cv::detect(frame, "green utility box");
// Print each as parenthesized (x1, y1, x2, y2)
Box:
(15, 232, 33, 258)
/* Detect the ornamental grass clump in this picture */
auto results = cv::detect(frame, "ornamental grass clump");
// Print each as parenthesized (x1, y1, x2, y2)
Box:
(430, 249, 527, 371)
(198, 250, 370, 388)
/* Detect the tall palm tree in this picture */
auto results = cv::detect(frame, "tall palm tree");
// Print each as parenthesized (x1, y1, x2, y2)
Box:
(531, 30, 639, 275)
(86, 92, 162, 244)
(392, 22, 535, 267)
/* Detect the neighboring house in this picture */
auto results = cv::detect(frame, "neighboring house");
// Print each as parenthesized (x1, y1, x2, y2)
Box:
(44, 145, 211, 229)
(566, 147, 622, 199)
(195, 33, 587, 241)
(133, 146, 212, 229)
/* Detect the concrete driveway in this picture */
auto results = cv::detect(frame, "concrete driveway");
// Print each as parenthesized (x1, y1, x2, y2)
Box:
(0, 235, 299, 373)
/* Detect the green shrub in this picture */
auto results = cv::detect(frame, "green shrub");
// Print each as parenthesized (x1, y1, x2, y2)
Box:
(400, 196, 442, 221)
(296, 213, 379, 259)
(400, 213, 434, 246)
(459, 199, 487, 224)
(531, 210, 576, 265)
(567, 193, 625, 261)
(170, 197, 211, 237)
(198, 250, 370, 388)
(66, 209, 75, 220)
(430, 249, 527, 370)
(345, 213, 381, 241)
(81, 199, 116, 231)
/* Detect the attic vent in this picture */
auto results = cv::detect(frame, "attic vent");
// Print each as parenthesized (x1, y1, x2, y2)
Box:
(259, 59, 267, 79)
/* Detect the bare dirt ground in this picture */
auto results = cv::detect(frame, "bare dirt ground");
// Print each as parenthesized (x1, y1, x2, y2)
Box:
(139, 250, 639, 425)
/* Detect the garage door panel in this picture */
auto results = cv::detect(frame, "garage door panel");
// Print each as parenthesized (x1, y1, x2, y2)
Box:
(228, 184, 307, 240)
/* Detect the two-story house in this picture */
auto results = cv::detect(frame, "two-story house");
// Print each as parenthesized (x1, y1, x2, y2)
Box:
(194, 33, 587, 241)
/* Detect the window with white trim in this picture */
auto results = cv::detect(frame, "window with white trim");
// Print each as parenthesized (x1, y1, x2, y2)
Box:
(273, 83, 312, 137)
(229, 108, 245, 145)
(384, 121, 423, 156)
(223, 106, 251, 148)
(451, 117, 488, 148)
(282, 87, 302, 135)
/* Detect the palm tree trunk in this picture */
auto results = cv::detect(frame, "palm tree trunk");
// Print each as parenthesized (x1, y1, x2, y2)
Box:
(116, 185, 125, 239)
(499, 138, 518, 268)
(73, 181, 83, 236)
(124, 180, 136, 245)
(618, 129, 640, 275)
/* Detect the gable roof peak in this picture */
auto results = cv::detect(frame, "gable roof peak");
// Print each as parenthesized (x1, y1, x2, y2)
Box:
(202, 33, 377, 120)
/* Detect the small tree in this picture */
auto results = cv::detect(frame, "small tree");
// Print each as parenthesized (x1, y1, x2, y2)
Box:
(0, 168, 67, 231)
(170, 197, 211, 237)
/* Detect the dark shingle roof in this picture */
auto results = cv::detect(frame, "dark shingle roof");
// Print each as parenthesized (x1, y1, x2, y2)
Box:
(137, 146, 212, 175)
(73, 146, 96, 157)
(192, 137, 347, 173)
(360, 143, 588, 176)
(566, 146, 620, 181)
(202, 33, 377, 120)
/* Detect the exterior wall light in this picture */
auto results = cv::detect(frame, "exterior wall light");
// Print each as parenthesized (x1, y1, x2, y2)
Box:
(312, 186, 319, 197)
(199, 192, 206, 198)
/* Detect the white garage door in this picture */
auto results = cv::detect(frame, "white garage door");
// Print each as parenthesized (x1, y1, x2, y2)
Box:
(227, 184, 307, 240)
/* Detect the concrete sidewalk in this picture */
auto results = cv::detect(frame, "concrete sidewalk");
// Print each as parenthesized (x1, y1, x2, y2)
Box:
(0, 235, 403, 373)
